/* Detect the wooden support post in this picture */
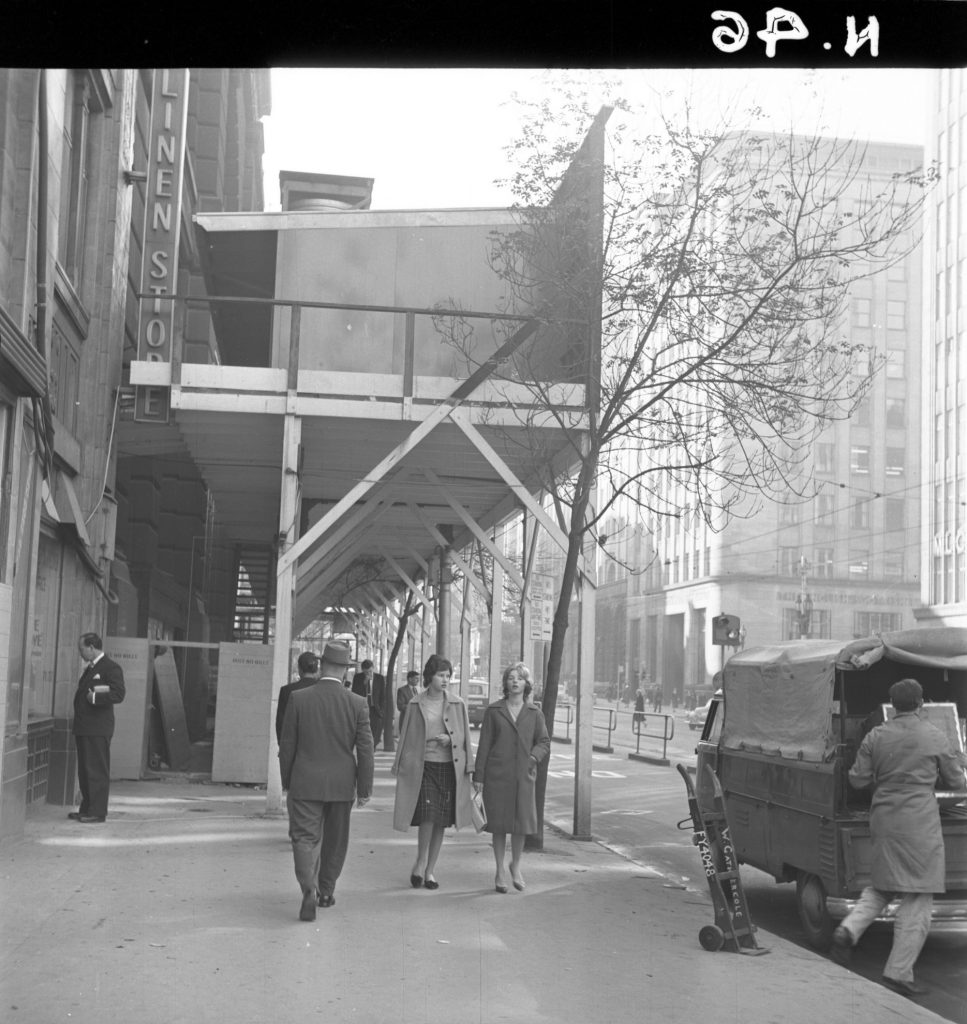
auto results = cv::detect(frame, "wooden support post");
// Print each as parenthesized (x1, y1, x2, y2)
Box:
(266, 309, 303, 816)
(488, 552, 503, 702)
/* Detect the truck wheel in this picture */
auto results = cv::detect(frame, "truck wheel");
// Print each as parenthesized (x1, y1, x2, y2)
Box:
(796, 871, 833, 948)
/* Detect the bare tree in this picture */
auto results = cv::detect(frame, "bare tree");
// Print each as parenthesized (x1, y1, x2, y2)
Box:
(439, 77, 935, 758)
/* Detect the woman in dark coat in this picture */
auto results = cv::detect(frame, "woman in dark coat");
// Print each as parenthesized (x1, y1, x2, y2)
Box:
(472, 661, 550, 893)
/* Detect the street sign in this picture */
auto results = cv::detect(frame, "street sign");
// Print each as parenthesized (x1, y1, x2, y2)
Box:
(529, 573, 554, 642)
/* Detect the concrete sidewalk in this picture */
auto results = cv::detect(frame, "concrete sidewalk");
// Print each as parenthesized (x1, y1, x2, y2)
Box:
(0, 754, 947, 1024)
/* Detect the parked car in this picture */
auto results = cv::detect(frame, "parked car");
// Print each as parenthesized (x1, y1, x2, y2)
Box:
(465, 679, 490, 728)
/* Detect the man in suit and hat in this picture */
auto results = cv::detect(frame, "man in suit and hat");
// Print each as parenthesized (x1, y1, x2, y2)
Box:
(279, 640, 374, 921)
(70, 633, 126, 823)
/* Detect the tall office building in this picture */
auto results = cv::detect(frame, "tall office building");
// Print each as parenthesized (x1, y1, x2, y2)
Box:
(594, 139, 925, 705)
(916, 69, 966, 627)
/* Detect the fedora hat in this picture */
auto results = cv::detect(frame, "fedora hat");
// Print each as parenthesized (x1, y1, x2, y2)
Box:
(320, 640, 352, 667)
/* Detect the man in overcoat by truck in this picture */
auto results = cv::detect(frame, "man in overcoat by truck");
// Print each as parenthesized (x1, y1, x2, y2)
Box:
(830, 678, 967, 997)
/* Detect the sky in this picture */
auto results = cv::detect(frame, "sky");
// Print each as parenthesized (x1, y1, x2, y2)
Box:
(260, 68, 933, 211)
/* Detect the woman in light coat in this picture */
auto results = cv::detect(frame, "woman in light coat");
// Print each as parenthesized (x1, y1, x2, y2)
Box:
(472, 662, 550, 893)
(391, 655, 474, 890)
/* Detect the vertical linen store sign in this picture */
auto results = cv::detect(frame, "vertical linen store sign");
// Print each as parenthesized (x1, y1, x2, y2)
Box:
(134, 69, 190, 424)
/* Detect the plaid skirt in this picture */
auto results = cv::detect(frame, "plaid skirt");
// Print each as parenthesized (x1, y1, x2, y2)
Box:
(410, 760, 456, 827)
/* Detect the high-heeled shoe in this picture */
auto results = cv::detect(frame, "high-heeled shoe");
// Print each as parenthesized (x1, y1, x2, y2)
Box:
(510, 870, 525, 891)
(495, 876, 508, 894)
(423, 877, 440, 890)
(410, 874, 423, 888)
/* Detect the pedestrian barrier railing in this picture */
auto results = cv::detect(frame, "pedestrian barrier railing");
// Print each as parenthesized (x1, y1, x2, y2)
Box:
(629, 710, 674, 765)
(551, 703, 619, 752)
(552, 702, 574, 743)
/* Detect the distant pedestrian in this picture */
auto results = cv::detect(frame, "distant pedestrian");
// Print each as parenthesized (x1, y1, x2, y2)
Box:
(391, 654, 474, 891)
(830, 678, 967, 996)
(396, 669, 420, 732)
(473, 661, 550, 893)
(275, 651, 320, 745)
(70, 633, 126, 823)
(352, 659, 385, 748)
(633, 688, 645, 732)
(279, 640, 374, 921)
(651, 685, 663, 713)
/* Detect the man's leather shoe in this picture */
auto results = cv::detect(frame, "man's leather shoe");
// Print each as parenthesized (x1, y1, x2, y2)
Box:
(882, 976, 928, 997)
(77, 815, 105, 823)
(67, 812, 82, 820)
(317, 893, 335, 908)
(829, 925, 852, 966)
(299, 891, 317, 921)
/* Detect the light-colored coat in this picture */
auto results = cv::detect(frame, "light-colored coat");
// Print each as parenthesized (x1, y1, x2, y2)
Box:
(472, 699, 550, 835)
(279, 678, 374, 801)
(391, 690, 474, 831)
(849, 711, 966, 892)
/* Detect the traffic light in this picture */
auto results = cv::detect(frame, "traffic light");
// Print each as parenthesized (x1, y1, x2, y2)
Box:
(712, 613, 741, 646)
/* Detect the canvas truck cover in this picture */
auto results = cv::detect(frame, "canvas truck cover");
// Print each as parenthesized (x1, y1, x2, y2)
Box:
(720, 628, 967, 762)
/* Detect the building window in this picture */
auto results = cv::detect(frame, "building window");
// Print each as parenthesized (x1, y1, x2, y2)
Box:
(885, 447, 905, 477)
(815, 443, 835, 475)
(854, 611, 902, 637)
(852, 398, 871, 427)
(885, 348, 906, 377)
(692, 550, 699, 579)
(886, 398, 905, 429)
(779, 500, 799, 525)
(48, 315, 81, 433)
(884, 554, 904, 580)
(851, 297, 872, 328)
(850, 446, 871, 475)
(58, 71, 105, 291)
(885, 499, 905, 531)
(850, 500, 869, 529)
(779, 547, 800, 576)
(704, 546, 711, 576)
(814, 548, 834, 579)
(886, 303, 906, 332)
(887, 261, 906, 282)
(811, 609, 831, 640)
(816, 492, 835, 526)
(848, 551, 869, 579)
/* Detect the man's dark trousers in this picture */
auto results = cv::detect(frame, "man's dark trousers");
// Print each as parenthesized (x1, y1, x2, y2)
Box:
(288, 798, 353, 898)
(75, 735, 111, 818)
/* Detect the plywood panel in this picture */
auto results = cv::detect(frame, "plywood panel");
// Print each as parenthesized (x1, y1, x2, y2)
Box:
(211, 642, 274, 783)
(153, 647, 192, 770)
(105, 637, 152, 780)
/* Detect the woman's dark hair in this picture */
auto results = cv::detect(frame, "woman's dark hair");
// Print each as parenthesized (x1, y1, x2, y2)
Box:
(422, 654, 453, 687)
(501, 661, 533, 700)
